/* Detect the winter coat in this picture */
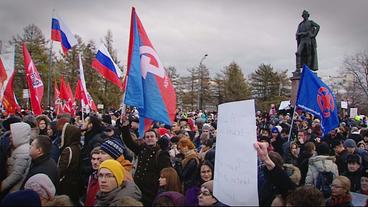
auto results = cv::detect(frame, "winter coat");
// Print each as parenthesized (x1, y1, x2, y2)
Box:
(175, 150, 201, 192)
(57, 123, 81, 203)
(22, 154, 58, 190)
(297, 151, 314, 185)
(1, 123, 31, 193)
(80, 130, 104, 189)
(305, 155, 339, 186)
(122, 126, 171, 206)
(259, 165, 296, 206)
(343, 170, 362, 192)
(85, 172, 99, 206)
(0, 131, 11, 182)
(95, 180, 142, 206)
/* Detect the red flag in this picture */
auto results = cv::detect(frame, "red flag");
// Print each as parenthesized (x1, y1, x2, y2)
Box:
(2, 72, 20, 114)
(0, 58, 8, 90)
(54, 80, 63, 115)
(23, 43, 44, 115)
(59, 77, 74, 114)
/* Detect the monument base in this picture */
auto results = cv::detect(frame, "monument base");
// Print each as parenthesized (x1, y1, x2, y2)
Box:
(290, 70, 301, 107)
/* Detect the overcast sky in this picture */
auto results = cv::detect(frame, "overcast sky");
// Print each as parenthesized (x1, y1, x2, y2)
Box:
(1, 0, 368, 79)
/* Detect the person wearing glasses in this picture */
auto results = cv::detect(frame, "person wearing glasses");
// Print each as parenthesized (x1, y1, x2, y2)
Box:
(325, 176, 353, 206)
(198, 180, 225, 206)
(95, 159, 142, 206)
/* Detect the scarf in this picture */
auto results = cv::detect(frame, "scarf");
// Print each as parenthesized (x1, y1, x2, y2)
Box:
(95, 187, 121, 206)
(327, 193, 352, 207)
(182, 149, 200, 167)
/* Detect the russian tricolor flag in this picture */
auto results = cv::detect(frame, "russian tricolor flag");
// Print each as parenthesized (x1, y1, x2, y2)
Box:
(51, 15, 77, 55)
(92, 44, 123, 90)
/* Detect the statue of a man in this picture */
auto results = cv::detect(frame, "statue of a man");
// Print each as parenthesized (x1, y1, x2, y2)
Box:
(296, 10, 320, 72)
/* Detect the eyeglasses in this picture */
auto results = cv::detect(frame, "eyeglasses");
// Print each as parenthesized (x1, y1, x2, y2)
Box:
(331, 184, 344, 189)
(98, 173, 115, 179)
(198, 190, 212, 196)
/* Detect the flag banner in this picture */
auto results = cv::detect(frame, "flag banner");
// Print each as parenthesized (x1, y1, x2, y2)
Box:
(76, 54, 96, 111)
(51, 14, 77, 55)
(0, 48, 20, 114)
(92, 44, 123, 90)
(59, 77, 74, 115)
(124, 7, 176, 137)
(296, 65, 339, 134)
(54, 80, 63, 115)
(23, 43, 44, 115)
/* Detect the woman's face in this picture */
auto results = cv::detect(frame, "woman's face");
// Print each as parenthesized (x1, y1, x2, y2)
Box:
(159, 175, 167, 187)
(361, 177, 368, 192)
(39, 120, 46, 130)
(198, 187, 217, 206)
(47, 125, 53, 137)
(200, 165, 212, 182)
(291, 144, 299, 157)
(331, 179, 347, 197)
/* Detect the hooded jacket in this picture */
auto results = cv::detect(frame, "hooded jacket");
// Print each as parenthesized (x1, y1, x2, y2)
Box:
(57, 123, 81, 203)
(1, 123, 31, 193)
(305, 155, 339, 186)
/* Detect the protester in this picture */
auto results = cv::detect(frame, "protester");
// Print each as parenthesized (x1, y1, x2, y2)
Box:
(343, 154, 363, 192)
(0, 123, 31, 194)
(175, 137, 201, 192)
(198, 180, 225, 206)
(24, 173, 72, 206)
(122, 118, 171, 206)
(57, 123, 82, 205)
(36, 115, 51, 136)
(95, 159, 142, 206)
(85, 147, 101, 206)
(22, 135, 58, 189)
(325, 176, 353, 207)
(358, 168, 368, 195)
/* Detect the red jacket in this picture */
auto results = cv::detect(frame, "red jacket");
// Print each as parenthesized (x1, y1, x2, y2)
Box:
(85, 172, 99, 206)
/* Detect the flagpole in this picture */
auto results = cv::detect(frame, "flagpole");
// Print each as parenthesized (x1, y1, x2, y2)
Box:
(287, 106, 297, 142)
(48, 40, 53, 109)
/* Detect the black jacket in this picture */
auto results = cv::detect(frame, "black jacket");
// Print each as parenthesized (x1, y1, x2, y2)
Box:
(21, 154, 58, 189)
(122, 126, 171, 206)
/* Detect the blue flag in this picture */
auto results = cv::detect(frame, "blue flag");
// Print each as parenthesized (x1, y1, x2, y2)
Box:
(296, 65, 339, 134)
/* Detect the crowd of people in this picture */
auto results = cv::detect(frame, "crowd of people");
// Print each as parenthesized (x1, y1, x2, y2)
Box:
(0, 105, 367, 206)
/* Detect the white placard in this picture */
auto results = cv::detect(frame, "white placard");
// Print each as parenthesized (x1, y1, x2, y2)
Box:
(213, 99, 258, 206)
(351, 192, 368, 207)
(341, 101, 348, 109)
(22, 89, 29, 99)
(350, 108, 358, 119)
(97, 104, 104, 109)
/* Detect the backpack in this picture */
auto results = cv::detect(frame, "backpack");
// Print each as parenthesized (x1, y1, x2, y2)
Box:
(315, 171, 334, 198)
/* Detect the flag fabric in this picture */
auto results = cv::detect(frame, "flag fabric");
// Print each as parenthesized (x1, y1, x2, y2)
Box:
(54, 80, 63, 115)
(296, 65, 339, 134)
(59, 77, 74, 114)
(92, 44, 123, 90)
(23, 43, 44, 116)
(0, 58, 8, 90)
(0, 49, 20, 114)
(124, 7, 176, 137)
(51, 14, 77, 55)
(75, 54, 96, 111)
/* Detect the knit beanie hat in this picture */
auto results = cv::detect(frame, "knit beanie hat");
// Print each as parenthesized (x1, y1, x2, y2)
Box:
(1, 190, 41, 207)
(317, 142, 330, 156)
(24, 173, 56, 201)
(100, 139, 125, 159)
(344, 139, 357, 148)
(271, 127, 279, 134)
(201, 180, 214, 194)
(99, 159, 125, 186)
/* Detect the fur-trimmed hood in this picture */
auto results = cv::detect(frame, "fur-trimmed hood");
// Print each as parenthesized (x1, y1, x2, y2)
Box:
(60, 123, 81, 149)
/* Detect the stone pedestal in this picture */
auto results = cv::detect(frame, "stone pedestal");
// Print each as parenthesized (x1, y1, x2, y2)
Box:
(290, 71, 301, 107)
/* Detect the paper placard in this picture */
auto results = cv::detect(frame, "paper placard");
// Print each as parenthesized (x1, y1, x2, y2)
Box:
(350, 108, 358, 119)
(213, 99, 258, 206)
(341, 101, 348, 109)
(351, 192, 368, 207)
(22, 89, 29, 99)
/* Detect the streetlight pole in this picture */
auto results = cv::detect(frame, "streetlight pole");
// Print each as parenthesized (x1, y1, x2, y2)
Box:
(197, 54, 208, 111)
